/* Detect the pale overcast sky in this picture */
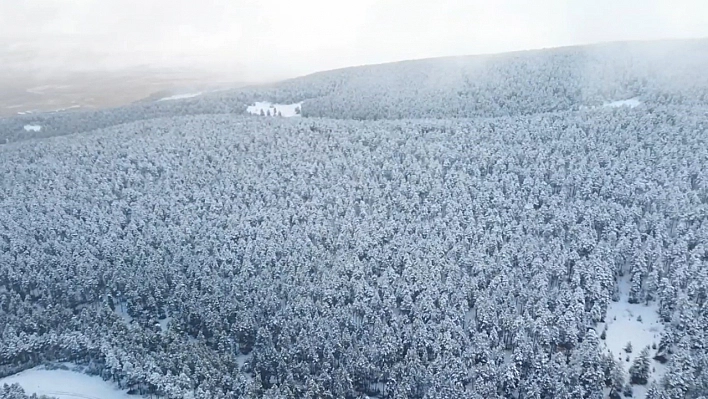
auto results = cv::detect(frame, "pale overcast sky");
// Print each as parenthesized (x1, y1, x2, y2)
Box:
(1, 0, 707, 81)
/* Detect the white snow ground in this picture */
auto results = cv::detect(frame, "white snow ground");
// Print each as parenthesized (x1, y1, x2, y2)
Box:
(115, 302, 133, 326)
(0, 366, 142, 399)
(603, 97, 642, 108)
(157, 92, 202, 101)
(235, 353, 253, 382)
(598, 276, 665, 398)
(246, 101, 302, 117)
(23, 124, 41, 132)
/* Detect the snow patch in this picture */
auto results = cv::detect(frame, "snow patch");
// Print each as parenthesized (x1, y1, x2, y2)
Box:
(246, 101, 302, 117)
(603, 98, 642, 108)
(115, 302, 133, 325)
(0, 366, 143, 399)
(235, 352, 254, 382)
(23, 125, 42, 132)
(157, 316, 171, 333)
(157, 92, 202, 102)
(598, 276, 665, 398)
(236, 353, 252, 379)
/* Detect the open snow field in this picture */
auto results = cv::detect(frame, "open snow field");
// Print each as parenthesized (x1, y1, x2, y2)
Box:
(0, 366, 141, 399)
(598, 277, 665, 398)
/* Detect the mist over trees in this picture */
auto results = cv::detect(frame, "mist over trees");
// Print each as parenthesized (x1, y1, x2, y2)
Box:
(1, 39, 707, 399)
(3, 39, 707, 145)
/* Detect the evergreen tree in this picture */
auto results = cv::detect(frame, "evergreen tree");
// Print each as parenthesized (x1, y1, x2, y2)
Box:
(606, 356, 627, 399)
(628, 271, 643, 304)
(629, 346, 651, 385)
(644, 383, 662, 399)
(624, 342, 633, 354)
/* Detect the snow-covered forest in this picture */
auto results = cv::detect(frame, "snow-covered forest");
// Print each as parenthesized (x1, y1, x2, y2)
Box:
(1, 40, 707, 399)
(3, 39, 707, 145)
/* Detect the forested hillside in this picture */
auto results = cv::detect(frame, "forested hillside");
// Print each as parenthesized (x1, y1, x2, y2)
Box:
(289, 40, 708, 119)
(3, 39, 707, 145)
(2, 39, 708, 399)
(2, 99, 707, 398)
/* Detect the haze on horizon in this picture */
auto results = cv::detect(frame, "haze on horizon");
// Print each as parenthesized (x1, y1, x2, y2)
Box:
(2, 0, 708, 83)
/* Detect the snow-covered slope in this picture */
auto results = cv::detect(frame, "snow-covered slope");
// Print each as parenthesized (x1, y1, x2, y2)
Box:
(253, 39, 708, 120)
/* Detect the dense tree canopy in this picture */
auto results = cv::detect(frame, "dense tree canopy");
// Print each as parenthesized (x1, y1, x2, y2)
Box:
(1, 39, 707, 399)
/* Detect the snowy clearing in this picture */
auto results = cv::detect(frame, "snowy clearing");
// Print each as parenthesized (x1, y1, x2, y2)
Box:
(157, 92, 203, 102)
(603, 97, 642, 108)
(235, 353, 254, 382)
(598, 277, 665, 398)
(0, 366, 141, 399)
(246, 101, 302, 117)
(23, 124, 42, 132)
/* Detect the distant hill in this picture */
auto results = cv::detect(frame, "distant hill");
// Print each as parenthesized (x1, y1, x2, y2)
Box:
(248, 38, 708, 119)
(0, 46, 249, 118)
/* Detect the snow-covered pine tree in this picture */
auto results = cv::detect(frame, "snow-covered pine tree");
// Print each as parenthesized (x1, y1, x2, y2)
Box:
(624, 342, 633, 354)
(628, 270, 643, 304)
(644, 382, 662, 399)
(629, 346, 651, 385)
